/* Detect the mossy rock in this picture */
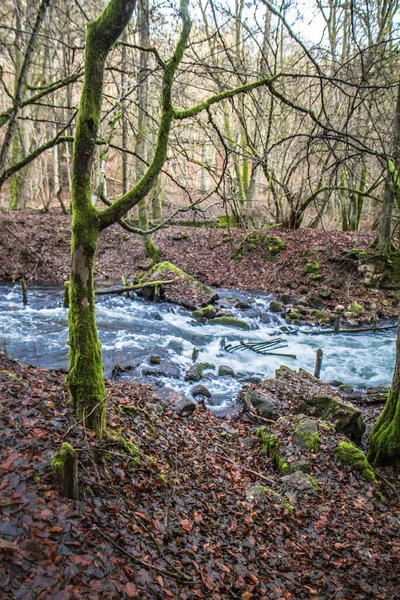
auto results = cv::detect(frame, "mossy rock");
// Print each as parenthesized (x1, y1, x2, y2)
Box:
(294, 418, 321, 452)
(218, 365, 235, 377)
(347, 301, 364, 317)
(209, 316, 250, 331)
(257, 428, 290, 475)
(191, 305, 217, 321)
(140, 261, 217, 309)
(232, 232, 286, 260)
(335, 441, 376, 482)
(309, 394, 366, 443)
(269, 300, 282, 312)
(184, 362, 215, 382)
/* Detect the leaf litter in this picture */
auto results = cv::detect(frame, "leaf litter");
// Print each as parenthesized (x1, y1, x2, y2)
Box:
(0, 350, 399, 599)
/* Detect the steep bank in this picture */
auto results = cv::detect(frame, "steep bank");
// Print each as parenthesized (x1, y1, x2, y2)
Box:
(0, 210, 398, 319)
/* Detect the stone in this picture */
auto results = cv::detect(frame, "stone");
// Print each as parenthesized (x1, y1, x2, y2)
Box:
(174, 397, 196, 417)
(236, 301, 252, 309)
(339, 384, 353, 394)
(280, 471, 316, 499)
(305, 393, 365, 443)
(209, 316, 250, 331)
(191, 305, 217, 320)
(366, 386, 388, 396)
(245, 486, 268, 502)
(149, 356, 160, 365)
(269, 300, 282, 312)
(190, 384, 211, 398)
(244, 389, 279, 420)
(184, 362, 215, 382)
(294, 418, 321, 452)
(139, 261, 218, 309)
(347, 301, 364, 316)
(308, 293, 324, 309)
(334, 305, 345, 313)
(319, 287, 332, 299)
(141, 359, 181, 379)
(218, 365, 235, 377)
(279, 293, 292, 305)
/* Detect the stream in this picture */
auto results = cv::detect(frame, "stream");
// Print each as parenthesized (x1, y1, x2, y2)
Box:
(0, 283, 396, 413)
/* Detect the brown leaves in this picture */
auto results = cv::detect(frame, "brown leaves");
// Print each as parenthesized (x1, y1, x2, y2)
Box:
(1, 350, 399, 600)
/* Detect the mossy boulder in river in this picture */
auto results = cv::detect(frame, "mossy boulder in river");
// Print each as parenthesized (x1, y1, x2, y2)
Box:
(139, 261, 218, 309)
(209, 316, 250, 331)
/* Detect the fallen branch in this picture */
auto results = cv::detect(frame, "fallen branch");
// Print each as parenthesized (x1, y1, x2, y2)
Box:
(92, 524, 193, 582)
(95, 279, 176, 296)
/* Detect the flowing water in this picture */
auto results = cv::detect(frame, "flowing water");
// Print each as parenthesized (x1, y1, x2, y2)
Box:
(0, 283, 396, 413)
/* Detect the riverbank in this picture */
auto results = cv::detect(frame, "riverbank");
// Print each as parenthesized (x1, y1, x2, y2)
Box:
(1, 350, 399, 599)
(0, 210, 399, 322)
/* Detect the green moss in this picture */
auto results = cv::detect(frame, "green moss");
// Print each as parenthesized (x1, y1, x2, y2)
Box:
(308, 475, 319, 490)
(368, 389, 400, 467)
(209, 316, 250, 330)
(304, 260, 320, 275)
(311, 309, 329, 321)
(257, 427, 290, 474)
(269, 301, 282, 312)
(52, 442, 78, 499)
(335, 441, 376, 482)
(232, 232, 286, 260)
(294, 419, 321, 452)
(215, 214, 240, 228)
(191, 305, 217, 320)
(120, 439, 141, 464)
(347, 301, 364, 316)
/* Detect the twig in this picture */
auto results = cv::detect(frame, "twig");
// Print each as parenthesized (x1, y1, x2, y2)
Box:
(91, 524, 193, 582)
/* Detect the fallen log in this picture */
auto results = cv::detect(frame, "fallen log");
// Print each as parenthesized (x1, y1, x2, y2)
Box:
(95, 279, 176, 296)
(304, 323, 397, 335)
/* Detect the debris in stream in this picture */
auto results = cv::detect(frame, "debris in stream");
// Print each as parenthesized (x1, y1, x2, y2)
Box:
(224, 338, 297, 359)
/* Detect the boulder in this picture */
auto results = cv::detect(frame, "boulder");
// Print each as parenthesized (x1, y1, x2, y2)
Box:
(246, 367, 366, 443)
(218, 365, 235, 378)
(190, 384, 211, 398)
(280, 471, 317, 501)
(139, 261, 218, 309)
(269, 301, 282, 313)
(209, 316, 250, 331)
(184, 362, 215, 382)
(174, 396, 197, 417)
(240, 389, 280, 421)
(257, 414, 376, 492)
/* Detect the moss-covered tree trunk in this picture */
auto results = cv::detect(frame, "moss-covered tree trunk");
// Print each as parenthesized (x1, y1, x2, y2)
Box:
(67, 0, 137, 436)
(368, 313, 400, 467)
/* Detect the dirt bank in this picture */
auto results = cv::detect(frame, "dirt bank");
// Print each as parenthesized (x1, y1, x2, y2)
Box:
(0, 210, 398, 319)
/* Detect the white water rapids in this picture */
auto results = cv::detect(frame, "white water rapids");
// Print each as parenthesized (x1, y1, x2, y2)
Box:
(0, 283, 395, 413)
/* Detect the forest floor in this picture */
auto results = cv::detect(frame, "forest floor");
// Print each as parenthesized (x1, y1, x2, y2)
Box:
(1, 210, 400, 598)
(0, 210, 399, 320)
(0, 350, 399, 600)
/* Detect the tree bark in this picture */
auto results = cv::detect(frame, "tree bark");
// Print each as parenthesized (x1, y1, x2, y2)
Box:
(368, 312, 400, 467)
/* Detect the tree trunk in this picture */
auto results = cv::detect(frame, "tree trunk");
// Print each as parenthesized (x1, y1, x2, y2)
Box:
(368, 313, 400, 467)
(67, 216, 106, 434)
(376, 81, 400, 254)
(67, 0, 137, 436)
(136, 0, 160, 262)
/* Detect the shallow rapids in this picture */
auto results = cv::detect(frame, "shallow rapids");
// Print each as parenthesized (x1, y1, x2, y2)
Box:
(0, 283, 396, 413)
